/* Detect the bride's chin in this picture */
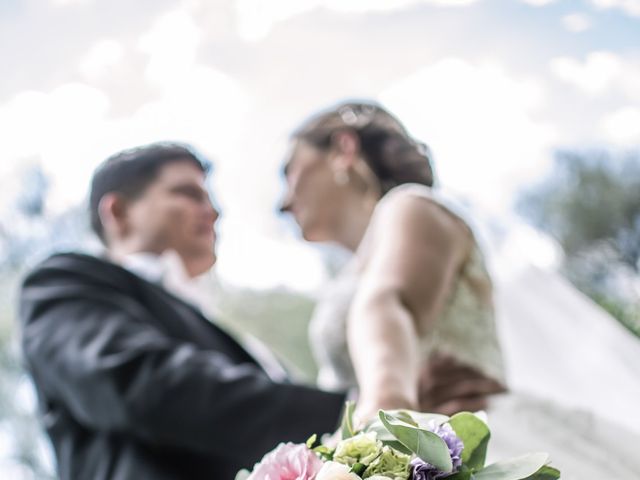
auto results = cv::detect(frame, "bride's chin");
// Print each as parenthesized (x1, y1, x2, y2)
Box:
(302, 230, 325, 243)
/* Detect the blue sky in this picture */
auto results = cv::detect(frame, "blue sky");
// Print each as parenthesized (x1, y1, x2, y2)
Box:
(0, 0, 638, 289)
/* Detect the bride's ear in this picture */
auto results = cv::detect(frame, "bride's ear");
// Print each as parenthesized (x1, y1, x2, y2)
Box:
(329, 129, 360, 171)
(331, 129, 360, 156)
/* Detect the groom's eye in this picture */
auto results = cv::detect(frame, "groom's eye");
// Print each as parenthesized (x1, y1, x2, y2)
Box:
(171, 185, 207, 202)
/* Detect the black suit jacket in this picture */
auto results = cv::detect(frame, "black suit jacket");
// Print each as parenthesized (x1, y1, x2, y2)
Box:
(19, 253, 345, 479)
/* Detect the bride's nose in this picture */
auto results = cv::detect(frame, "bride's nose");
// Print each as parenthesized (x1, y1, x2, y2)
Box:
(279, 199, 292, 214)
(279, 190, 294, 214)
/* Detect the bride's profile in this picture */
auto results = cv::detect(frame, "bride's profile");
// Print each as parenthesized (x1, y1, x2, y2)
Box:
(280, 100, 640, 479)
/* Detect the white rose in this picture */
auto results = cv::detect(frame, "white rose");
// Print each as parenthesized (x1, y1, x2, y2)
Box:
(315, 461, 361, 480)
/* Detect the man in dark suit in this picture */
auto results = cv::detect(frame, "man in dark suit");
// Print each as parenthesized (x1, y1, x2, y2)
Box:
(19, 143, 347, 479)
(19, 142, 505, 479)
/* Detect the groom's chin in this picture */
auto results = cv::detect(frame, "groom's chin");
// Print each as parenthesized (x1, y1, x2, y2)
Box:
(184, 249, 216, 277)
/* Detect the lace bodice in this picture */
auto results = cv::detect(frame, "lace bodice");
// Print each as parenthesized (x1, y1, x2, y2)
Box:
(309, 184, 506, 391)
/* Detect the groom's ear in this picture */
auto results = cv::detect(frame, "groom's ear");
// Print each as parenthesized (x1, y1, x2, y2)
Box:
(98, 192, 131, 242)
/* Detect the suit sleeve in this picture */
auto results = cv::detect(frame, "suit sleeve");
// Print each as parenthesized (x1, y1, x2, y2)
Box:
(19, 262, 345, 464)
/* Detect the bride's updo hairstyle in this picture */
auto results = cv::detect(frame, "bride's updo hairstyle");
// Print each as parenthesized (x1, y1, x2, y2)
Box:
(292, 101, 434, 195)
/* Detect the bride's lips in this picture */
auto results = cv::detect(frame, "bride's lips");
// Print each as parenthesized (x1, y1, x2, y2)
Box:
(195, 225, 216, 241)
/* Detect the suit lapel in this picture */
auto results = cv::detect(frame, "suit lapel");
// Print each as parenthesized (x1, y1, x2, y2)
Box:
(135, 276, 263, 367)
(61, 253, 264, 370)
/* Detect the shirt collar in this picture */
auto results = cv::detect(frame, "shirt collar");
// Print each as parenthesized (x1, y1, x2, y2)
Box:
(120, 252, 166, 285)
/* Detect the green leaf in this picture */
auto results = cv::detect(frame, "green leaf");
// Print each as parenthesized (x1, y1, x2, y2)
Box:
(473, 453, 550, 480)
(522, 465, 561, 480)
(306, 433, 317, 448)
(447, 470, 473, 480)
(366, 410, 448, 431)
(341, 401, 357, 439)
(351, 463, 367, 475)
(234, 469, 250, 480)
(379, 410, 453, 473)
(313, 444, 335, 461)
(382, 439, 414, 456)
(390, 409, 419, 426)
(365, 418, 413, 455)
(449, 412, 490, 470)
(364, 419, 413, 454)
(410, 411, 450, 428)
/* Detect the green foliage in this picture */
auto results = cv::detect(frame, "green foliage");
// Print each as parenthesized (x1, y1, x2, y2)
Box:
(212, 284, 319, 381)
(518, 150, 640, 337)
(341, 401, 357, 439)
(378, 410, 453, 472)
(473, 453, 553, 480)
(366, 410, 449, 457)
(313, 444, 335, 461)
(449, 412, 490, 470)
(522, 465, 562, 480)
(362, 410, 558, 480)
(583, 284, 640, 337)
(351, 462, 366, 475)
(446, 466, 473, 480)
(519, 151, 640, 268)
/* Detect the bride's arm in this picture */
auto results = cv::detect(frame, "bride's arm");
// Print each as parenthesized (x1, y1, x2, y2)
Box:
(348, 193, 471, 420)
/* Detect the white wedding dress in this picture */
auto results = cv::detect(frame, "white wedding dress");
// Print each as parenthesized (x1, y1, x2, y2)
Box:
(309, 184, 640, 480)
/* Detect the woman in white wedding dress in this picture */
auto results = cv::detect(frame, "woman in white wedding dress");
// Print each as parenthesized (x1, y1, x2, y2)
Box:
(280, 101, 640, 479)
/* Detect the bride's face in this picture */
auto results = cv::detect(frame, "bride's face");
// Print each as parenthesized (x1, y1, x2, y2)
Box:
(281, 140, 347, 242)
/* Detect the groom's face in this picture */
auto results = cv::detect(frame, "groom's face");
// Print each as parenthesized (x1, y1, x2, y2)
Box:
(125, 160, 219, 269)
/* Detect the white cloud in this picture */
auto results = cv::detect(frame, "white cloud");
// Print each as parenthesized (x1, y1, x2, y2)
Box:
(215, 220, 327, 291)
(51, 0, 91, 6)
(131, 9, 250, 168)
(0, 7, 249, 214)
(78, 39, 124, 79)
(0, 83, 112, 212)
(234, 0, 478, 42)
(138, 10, 203, 88)
(0, 7, 294, 289)
(490, 218, 563, 279)
(562, 12, 592, 32)
(550, 51, 622, 96)
(380, 58, 555, 214)
(601, 106, 640, 145)
(590, 0, 640, 17)
(550, 51, 640, 101)
(315, 0, 477, 12)
(521, 0, 557, 6)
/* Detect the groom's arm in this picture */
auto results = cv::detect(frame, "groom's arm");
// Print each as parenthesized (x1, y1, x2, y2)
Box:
(20, 264, 344, 465)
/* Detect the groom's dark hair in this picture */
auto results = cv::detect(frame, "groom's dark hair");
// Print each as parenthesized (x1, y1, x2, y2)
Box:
(89, 142, 210, 244)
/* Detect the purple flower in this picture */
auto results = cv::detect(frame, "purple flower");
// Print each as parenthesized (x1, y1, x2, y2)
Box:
(411, 421, 463, 480)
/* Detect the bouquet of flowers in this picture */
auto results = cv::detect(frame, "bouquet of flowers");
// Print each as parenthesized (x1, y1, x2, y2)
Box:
(236, 402, 560, 480)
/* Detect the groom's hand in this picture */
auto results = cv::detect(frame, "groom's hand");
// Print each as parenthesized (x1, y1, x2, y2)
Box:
(418, 352, 506, 416)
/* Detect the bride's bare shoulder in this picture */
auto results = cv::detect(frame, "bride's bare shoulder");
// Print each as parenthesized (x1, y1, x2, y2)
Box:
(371, 184, 472, 248)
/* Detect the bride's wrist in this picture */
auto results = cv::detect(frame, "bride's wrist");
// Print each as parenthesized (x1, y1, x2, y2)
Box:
(357, 393, 417, 417)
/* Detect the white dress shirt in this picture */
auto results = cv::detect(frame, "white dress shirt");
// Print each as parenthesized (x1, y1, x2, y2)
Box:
(118, 251, 289, 382)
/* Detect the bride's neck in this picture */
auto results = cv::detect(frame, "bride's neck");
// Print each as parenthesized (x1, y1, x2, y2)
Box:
(335, 194, 379, 252)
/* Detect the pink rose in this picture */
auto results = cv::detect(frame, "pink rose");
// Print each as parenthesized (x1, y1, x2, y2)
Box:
(247, 443, 324, 480)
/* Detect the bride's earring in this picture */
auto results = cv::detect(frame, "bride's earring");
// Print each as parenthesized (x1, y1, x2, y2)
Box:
(334, 169, 349, 186)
